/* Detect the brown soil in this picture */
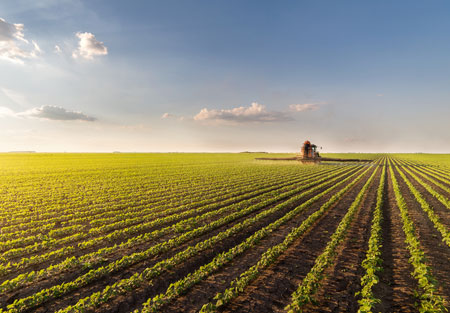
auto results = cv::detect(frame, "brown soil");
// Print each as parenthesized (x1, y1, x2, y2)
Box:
(5, 167, 358, 313)
(214, 167, 375, 313)
(398, 165, 450, 233)
(149, 168, 372, 313)
(0, 169, 325, 284)
(1, 171, 306, 267)
(8, 159, 449, 313)
(408, 165, 450, 190)
(301, 166, 381, 312)
(404, 164, 450, 198)
(371, 165, 417, 312)
(393, 165, 450, 305)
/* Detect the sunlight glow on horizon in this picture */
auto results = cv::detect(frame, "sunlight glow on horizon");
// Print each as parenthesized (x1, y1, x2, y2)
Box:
(1, 1, 450, 153)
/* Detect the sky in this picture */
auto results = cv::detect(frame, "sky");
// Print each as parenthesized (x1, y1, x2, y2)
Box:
(1, 0, 450, 153)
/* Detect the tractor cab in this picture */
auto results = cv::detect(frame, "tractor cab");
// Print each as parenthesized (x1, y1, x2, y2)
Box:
(256, 140, 370, 164)
(301, 141, 320, 159)
(300, 141, 321, 164)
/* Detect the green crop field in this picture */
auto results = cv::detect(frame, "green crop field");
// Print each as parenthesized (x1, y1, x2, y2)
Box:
(1, 153, 450, 312)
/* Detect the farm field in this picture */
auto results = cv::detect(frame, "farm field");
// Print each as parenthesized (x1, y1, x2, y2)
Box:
(1, 153, 450, 312)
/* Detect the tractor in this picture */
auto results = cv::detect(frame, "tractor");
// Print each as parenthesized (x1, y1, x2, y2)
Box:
(255, 140, 371, 164)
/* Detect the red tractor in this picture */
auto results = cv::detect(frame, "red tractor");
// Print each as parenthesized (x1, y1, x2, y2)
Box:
(300, 140, 321, 163)
(255, 140, 370, 164)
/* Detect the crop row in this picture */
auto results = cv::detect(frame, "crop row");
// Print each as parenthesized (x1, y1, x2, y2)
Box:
(55, 165, 366, 312)
(138, 164, 376, 313)
(0, 165, 347, 282)
(0, 161, 310, 226)
(0, 169, 316, 258)
(285, 163, 379, 312)
(393, 161, 450, 247)
(0, 168, 236, 220)
(0, 165, 363, 312)
(388, 162, 446, 312)
(396, 158, 450, 191)
(1, 167, 308, 236)
(356, 159, 386, 313)
(198, 163, 379, 313)
(395, 160, 450, 211)
(63, 165, 370, 313)
(0, 167, 330, 259)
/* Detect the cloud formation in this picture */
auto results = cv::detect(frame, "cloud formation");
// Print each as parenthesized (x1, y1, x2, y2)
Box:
(289, 103, 320, 112)
(161, 113, 174, 119)
(0, 106, 15, 117)
(194, 102, 291, 124)
(19, 105, 96, 121)
(0, 17, 41, 64)
(72, 32, 108, 60)
(161, 112, 185, 121)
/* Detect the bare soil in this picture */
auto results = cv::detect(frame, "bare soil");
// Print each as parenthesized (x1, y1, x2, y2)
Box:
(5, 159, 450, 313)
(216, 167, 374, 313)
(4, 167, 358, 313)
(301, 166, 381, 312)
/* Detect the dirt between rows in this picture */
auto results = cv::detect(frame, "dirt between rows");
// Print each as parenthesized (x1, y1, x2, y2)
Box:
(1, 171, 306, 268)
(146, 168, 374, 313)
(1, 169, 320, 278)
(0, 176, 297, 285)
(404, 164, 450, 197)
(8, 167, 360, 312)
(0, 172, 249, 231)
(6, 160, 450, 313)
(371, 165, 417, 312)
(400, 165, 450, 228)
(98, 167, 362, 313)
(409, 165, 450, 189)
(393, 165, 450, 305)
(301, 166, 382, 312)
(0, 174, 310, 307)
(212, 167, 377, 313)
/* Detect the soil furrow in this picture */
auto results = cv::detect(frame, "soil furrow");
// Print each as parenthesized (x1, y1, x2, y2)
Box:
(372, 163, 417, 312)
(215, 166, 374, 313)
(145, 168, 373, 313)
(398, 164, 450, 231)
(2, 171, 312, 267)
(301, 166, 381, 312)
(393, 165, 450, 305)
(19, 167, 360, 313)
(402, 163, 450, 199)
(2, 168, 345, 307)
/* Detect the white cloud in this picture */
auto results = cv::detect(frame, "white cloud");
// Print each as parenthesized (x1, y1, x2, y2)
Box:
(19, 105, 96, 121)
(0, 17, 41, 64)
(161, 113, 174, 119)
(161, 113, 185, 121)
(194, 102, 291, 124)
(72, 32, 108, 60)
(0, 104, 97, 121)
(54, 45, 62, 53)
(0, 18, 26, 42)
(0, 106, 15, 117)
(289, 103, 320, 112)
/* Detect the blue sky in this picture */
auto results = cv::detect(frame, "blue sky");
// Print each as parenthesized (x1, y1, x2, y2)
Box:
(1, 0, 450, 152)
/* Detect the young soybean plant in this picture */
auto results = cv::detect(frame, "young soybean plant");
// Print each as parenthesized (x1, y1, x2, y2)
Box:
(356, 160, 386, 313)
(285, 164, 379, 313)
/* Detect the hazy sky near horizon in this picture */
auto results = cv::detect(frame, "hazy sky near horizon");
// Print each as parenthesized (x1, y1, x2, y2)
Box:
(1, 0, 450, 153)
